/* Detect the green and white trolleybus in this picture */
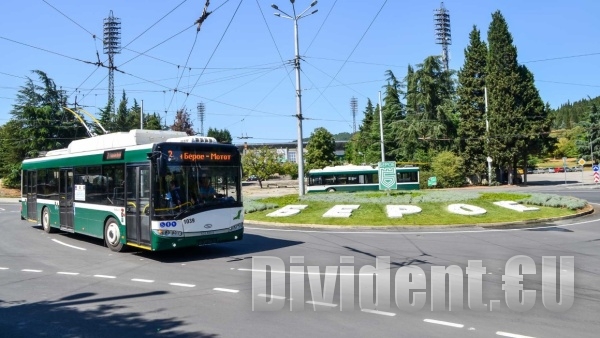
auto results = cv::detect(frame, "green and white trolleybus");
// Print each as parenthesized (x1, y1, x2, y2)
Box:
(307, 165, 420, 192)
(20, 129, 244, 252)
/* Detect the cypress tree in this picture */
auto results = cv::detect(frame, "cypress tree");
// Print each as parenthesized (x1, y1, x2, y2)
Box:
(457, 26, 488, 179)
(486, 11, 523, 180)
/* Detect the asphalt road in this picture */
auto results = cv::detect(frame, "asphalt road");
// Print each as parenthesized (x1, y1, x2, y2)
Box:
(0, 180, 599, 337)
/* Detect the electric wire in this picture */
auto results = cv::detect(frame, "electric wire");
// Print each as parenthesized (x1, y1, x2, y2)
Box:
(180, 0, 244, 110)
(305, 0, 388, 111)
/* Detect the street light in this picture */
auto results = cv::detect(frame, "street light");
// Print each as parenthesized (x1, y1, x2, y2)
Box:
(272, 0, 318, 196)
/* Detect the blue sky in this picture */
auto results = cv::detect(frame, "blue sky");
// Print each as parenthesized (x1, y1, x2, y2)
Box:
(1, 0, 599, 145)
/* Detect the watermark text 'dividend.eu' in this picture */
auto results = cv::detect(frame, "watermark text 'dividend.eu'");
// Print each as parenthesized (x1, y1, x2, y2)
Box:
(252, 255, 574, 313)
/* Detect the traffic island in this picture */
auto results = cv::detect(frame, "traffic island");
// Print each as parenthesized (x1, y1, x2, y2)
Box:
(243, 191, 592, 229)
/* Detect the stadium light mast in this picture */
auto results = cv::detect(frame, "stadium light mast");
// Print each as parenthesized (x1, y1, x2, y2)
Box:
(272, 0, 318, 196)
(103, 10, 121, 115)
(434, 2, 452, 71)
(350, 96, 358, 134)
(197, 102, 206, 136)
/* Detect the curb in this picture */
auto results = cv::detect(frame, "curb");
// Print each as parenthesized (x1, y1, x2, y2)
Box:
(245, 204, 595, 232)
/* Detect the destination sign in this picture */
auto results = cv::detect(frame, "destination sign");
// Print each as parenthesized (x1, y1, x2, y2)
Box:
(167, 150, 233, 162)
(103, 149, 125, 161)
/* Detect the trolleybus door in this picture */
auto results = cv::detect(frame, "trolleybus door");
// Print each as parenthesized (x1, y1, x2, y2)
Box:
(125, 166, 151, 246)
(26, 170, 37, 220)
(59, 169, 74, 231)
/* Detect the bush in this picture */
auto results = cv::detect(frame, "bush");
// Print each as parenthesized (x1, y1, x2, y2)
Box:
(1, 164, 22, 188)
(419, 170, 434, 189)
(519, 193, 587, 210)
(431, 151, 465, 188)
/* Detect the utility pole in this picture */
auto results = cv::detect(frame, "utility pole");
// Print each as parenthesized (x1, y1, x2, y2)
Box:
(378, 91, 385, 162)
(272, 1, 318, 196)
(485, 86, 492, 186)
(140, 100, 144, 129)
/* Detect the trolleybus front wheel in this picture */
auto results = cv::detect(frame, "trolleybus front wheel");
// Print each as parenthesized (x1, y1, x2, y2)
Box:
(104, 217, 124, 252)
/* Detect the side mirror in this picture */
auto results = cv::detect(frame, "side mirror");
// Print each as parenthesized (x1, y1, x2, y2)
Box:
(157, 155, 167, 177)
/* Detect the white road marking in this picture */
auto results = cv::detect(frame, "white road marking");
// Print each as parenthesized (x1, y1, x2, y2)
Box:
(169, 283, 195, 288)
(496, 331, 535, 338)
(361, 309, 396, 317)
(213, 288, 239, 293)
(57, 272, 80, 275)
(423, 319, 464, 328)
(237, 268, 374, 276)
(0, 267, 8, 270)
(93, 275, 116, 279)
(21, 269, 42, 273)
(131, 278, 154, 283)
(51, 239, 86, 251)
(246, 217, 598, 235)
(306, 301, 337, 307)
(257, 293, 287, 300)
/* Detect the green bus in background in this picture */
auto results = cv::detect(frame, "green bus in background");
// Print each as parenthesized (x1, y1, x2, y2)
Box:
(307, 165, 420, 193)
(21, 129, 244, 252)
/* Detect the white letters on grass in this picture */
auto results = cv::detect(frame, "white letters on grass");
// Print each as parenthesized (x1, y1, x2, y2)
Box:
(447, 204, 487, 216)
(386, 205, 422, 218)
(266, 205, 308, 217)
(323, 205, 360, 218)
(493, 201, 539, 212)
(265, 201, 539, 218)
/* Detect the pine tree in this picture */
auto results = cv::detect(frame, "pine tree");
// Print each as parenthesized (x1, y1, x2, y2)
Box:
(457, 26, 488, 179)
(405, 64, 418, 116)
(486, 10, 523, 179)
(382, 70, 405, 160)
(577, 103, 600, 162)
(516, 64, 553, 182)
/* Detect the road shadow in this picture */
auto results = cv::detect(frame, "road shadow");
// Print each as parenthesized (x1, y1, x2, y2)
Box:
(0, 291, 218, 337)
(133, 233, 303, 263)
(30, 227, 302, 262)
(519, 180, 582, 186)
(526, 226, 574, 232)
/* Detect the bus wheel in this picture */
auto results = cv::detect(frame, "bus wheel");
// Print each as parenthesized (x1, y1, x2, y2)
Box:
(104, 217, 124, 252)
(41, 207, 55, 233)
(326, 188, 336, 193)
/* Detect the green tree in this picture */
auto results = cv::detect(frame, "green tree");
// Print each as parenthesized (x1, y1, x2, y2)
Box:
(96, 98, 115, 133)
(354, 99, 380, 163)
(10, 70, 86, 157)
(144, 113, 164, 130)
(516, 64, 553, 182)
(112, 90, 130, 132)
(305, 127, 336, 171)
(382, 70, 405, 160)
(392, 55, 455, 161)
(280, 161, 299, 179)
(576, 103, 600, 162)
(486, 10, 525, 182)
(241, 147, 281, 188)
(457, 26, 488, 179)
(207, 127, 233, 143)
(431, 151, 465, 188)
(0, 120, 28, 187)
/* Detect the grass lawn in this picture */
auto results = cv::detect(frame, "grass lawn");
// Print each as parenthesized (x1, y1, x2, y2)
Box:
(244, 192, 581, 226)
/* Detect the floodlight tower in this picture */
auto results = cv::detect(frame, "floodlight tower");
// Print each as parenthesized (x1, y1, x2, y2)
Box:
(434, 2, 452, 71)
(350, 96, 358, 134)
(197, 102, 206, 136)
(103, 10, 121, 114)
